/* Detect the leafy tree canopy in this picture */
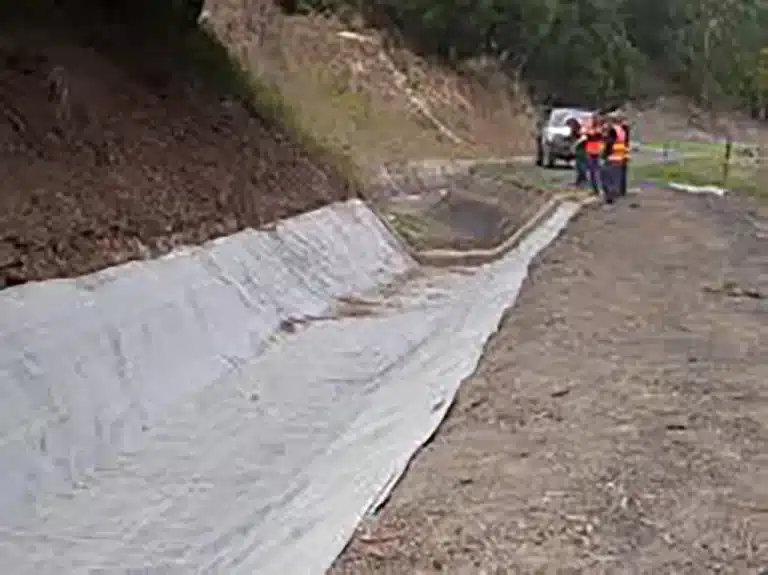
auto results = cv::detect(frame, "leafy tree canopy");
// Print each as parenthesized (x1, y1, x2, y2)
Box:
(285, 0, 768, 116)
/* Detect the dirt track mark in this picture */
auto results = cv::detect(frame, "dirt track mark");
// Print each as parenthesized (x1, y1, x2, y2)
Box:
(332, 189, 768, 573)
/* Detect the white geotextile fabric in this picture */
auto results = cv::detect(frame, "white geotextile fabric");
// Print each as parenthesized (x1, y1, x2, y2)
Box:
(669, 181, 728, 196)
(0, 199, 578, 574)
(0, 200, 410, 521)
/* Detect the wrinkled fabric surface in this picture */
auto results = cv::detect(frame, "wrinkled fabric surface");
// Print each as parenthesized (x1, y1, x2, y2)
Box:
(0, 199, 577, 574)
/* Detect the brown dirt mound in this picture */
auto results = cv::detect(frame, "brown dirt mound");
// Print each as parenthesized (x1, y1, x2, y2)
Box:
(0, 23, 350, 287)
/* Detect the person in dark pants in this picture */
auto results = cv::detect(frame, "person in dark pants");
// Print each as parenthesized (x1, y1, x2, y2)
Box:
(600, 118, 628, 204)
(583, 115, 604, 197)
(568, 117, 587, 187)
(586, 150, 602, 197)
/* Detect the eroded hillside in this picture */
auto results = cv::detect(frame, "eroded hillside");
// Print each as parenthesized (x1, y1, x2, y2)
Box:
(0, 5, 352, 285)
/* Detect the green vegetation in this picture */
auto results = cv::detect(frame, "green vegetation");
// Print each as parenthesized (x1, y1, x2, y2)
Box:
(283, 0, 768, 116)
(387, 212, 430, 246)
(635, 156, 767, 201)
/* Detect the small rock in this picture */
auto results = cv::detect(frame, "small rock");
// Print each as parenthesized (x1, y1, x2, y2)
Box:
(279, 318, 297, 333)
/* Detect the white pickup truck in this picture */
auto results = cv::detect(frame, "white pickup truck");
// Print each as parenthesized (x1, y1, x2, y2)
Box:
(535, 107, 593, 168)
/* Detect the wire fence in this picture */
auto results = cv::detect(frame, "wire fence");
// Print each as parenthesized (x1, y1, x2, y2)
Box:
(656, 131, 766, 194)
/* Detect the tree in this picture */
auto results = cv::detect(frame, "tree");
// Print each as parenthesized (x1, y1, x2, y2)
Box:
(288, 0, 768, 116)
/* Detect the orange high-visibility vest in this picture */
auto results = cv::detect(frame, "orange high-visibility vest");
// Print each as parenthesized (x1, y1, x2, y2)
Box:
(585, 123, 603, 156)
(608, 124, 627, 162)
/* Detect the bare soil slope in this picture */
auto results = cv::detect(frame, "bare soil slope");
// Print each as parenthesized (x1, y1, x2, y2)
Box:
(0, 19, 350, 286)
(333, 189, 768, 573)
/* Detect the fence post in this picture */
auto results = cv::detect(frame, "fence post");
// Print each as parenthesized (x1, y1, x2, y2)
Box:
(722, 135, 732, 186)
(759, 129, 768, 193)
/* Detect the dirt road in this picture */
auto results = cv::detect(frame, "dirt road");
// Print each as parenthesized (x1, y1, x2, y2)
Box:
(332, 188, 768, 573)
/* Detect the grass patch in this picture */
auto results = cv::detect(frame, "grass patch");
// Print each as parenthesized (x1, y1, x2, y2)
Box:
(270, 55, 460, 171)
(387, 212, 430, 246)
(639, 139, 754, 155)
(167, 15, 364, 194)
(640, 140, 725, 154)
(243, 71, 364, 194)
(168, 24, 364, 190)
(634, 156, 767, 200)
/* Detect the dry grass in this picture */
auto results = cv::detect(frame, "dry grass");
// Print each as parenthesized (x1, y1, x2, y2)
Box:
(204, 3, 536, 177)
(635, 148, 768, 202)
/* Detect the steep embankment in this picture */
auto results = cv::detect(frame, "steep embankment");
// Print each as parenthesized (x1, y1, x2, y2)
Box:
(0, 10, 351, 286)
(204, 3, 537, 174)
(0, 0, 540, 286)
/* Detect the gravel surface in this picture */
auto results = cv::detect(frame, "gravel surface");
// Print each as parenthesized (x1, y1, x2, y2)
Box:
(331, 188, 768, 573)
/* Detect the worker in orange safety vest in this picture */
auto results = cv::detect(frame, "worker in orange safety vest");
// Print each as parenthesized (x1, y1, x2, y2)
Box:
(573, 114, 604, 196)
(600, 117, 628, 204)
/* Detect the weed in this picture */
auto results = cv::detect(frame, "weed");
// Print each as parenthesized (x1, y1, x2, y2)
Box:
(388, 212, 429, 245)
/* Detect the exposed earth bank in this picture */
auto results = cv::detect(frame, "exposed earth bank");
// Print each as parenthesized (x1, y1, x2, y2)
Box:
(0, 17, 351, 286)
